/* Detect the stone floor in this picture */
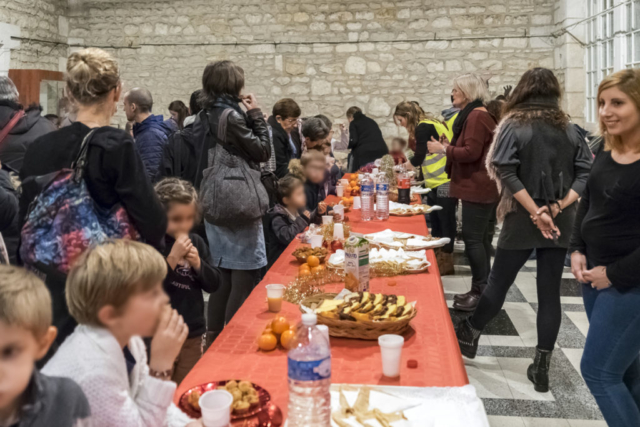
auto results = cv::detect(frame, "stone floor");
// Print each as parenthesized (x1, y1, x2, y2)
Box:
(446, 240, 606, 427)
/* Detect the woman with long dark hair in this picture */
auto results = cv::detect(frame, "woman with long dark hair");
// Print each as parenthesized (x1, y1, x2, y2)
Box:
(199, 61, 271, 344)
(571, 69, 640, 426)
(167, 100, 189, 130)
(456, 68, 592, 393)
(427, 73, 499, 311)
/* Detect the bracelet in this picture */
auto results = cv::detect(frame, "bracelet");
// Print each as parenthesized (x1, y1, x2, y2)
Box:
(554, 201, 563, 213)
(149, 368, 173, 381)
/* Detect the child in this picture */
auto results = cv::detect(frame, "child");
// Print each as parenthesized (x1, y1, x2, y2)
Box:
(265, 175, 320, 268)
(0, 265, 91, 427)
(289, 150, 333, 214)
(390, 137, 408, 165)
(154, 177, 220, 384)
(43, 240, 201, 427)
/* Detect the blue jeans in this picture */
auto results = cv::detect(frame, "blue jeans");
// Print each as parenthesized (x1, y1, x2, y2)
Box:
(581, 283, 640, 426)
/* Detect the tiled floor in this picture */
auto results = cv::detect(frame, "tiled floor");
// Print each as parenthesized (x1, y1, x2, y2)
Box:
(446, 241, 606, 426)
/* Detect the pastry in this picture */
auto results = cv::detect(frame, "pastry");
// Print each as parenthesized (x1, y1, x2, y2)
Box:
(187, 390, 201, 410)
(316, 292, 414, 323)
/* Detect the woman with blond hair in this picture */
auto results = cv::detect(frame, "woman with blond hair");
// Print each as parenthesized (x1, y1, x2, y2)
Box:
(428, 73, 499, 310)
(570, 68, 640, 426)
(394, 101, 457, 274)
(19, 48, 166, 345)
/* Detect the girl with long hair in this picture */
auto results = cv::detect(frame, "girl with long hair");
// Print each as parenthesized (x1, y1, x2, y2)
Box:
(570, 68, 640, 425)
(456, 68, 592, 393)
(168, 100, 189, 130)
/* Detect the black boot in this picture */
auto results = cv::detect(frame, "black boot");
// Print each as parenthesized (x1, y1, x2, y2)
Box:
(455, 318, 482, 359)
(527, 347, 552, 393)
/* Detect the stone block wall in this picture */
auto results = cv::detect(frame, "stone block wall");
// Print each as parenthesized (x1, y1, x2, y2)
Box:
(64, 0, 558, 134)
(1, 0, 68, 71)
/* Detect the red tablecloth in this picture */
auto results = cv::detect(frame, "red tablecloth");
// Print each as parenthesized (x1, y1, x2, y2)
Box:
(174, 182, 468, 418)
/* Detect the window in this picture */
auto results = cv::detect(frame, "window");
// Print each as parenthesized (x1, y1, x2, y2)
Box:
(585, 0, 640, 123)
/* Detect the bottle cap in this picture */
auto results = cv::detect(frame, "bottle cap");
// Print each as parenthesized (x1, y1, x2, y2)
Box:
(301, 313, 317, 326)
(407, 359, 418, 369)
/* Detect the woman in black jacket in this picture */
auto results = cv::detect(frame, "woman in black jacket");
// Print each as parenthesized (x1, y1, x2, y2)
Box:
(456, 68, 592, 392)
(346, 106, 389, 172)
(19, 48, 167, 346)
(200, 61, 271, 344)
(268, 98, 301, 178)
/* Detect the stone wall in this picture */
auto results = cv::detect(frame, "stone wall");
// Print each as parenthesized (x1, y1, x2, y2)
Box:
(64, 0, 558, 134)
(1, 0, 68, 71)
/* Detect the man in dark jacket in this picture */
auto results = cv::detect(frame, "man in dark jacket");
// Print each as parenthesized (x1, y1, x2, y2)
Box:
(346, 106, 389, 172)
(124, 87, 173, 180)
(0, 165, 18, 264)
(268, 98, 301, 178)
(0, 77, 56, 173)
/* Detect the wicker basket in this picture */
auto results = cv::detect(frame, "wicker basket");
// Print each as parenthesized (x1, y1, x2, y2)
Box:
(300, 293, 417, 340)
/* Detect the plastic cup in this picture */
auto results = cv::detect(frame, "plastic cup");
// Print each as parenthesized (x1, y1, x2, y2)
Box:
(336, 185, 344, 197)
(199, 390, 233, 427)
(322, 215, 334, 225)
(333, 223, 344, 240)
(310, 235, 324, 248)
(378, 334, 404, 378)
(340, 179, 350, 187)
(373, 167, 379, 175)
(266, 284, 285, 313)
(353, 196, 362, 210)
(333, 204, 344, 220)
(317, 324, 330, 343)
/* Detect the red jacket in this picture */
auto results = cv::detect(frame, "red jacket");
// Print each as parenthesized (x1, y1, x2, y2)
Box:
(445, 109, 499, 204)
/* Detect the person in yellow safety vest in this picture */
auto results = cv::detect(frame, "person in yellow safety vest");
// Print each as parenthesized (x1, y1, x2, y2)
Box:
(393, 101, 458, 275)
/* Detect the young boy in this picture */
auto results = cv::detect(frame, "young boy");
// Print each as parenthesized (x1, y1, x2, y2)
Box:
(154, 177, 220, 384)
(0, 265, 91, 427)
(43, 240, 201, 427)
(390, 137, 408, 165)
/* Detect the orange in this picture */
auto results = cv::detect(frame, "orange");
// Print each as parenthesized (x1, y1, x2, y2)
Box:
(307, 255, 320, 268)
(271, 316, 290, 335)
(299, 263, 310, 272)
(280, 329, 295, 349)
(311, 265, 325, 274)
(258, 332, 277, 351)
(299, 269, 311, 277)
(350, 180, 358, 187)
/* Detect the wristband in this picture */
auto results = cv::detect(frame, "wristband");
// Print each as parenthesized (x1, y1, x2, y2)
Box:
(149, 368, 173, 381)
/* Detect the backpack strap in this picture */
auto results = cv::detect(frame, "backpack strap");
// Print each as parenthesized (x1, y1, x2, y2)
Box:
(71, 129, 97, 182)
(0, 110, 25, 148)
(217, 108, 233, 144)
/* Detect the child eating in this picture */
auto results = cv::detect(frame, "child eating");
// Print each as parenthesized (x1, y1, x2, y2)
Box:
(154, 177, 220, 384)
(0, 265, 91, 427)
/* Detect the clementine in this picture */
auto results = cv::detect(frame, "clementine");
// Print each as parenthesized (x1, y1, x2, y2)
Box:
(280, 329, 295, 349)
(271, 316, 290, 335)
(258, 333, 277, 351)
(311, 265, 325, 274)
(307, 255, 320, 268)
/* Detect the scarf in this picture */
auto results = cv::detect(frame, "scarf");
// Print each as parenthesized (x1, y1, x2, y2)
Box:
(211, 94, 245, 117)
(451, 99, 484, 146)
(485, 97, 562, 221)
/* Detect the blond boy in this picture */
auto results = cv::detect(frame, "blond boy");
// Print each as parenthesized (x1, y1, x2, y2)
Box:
(0, 265, 91, 427)
(43, 240, 202, 427)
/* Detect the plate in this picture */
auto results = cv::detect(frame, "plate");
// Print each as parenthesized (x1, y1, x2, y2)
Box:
(178, 380, 271, 420)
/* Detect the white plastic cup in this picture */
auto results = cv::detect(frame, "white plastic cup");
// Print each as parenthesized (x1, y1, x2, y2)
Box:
(353, 196, 362, 210)
(358, 174, 364, 180)
(333, 223, 345, 240)
(317, 324, 330, 343)
(378, 334, 404, 378)
(199, 390, 233, 427)
(322, 215, 334, 225)
(333, 204, 344, 221)
(340, 179, 350, 187)
(310, 235, 324, 248)
(266, 284, 285, 298)
(373, 167, 379, 175)
(336, 185, 344, 197)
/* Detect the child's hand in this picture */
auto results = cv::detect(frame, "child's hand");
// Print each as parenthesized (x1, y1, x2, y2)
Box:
(185, 246, 201, 272)
(318, 202, 327, 215)
(170, 234, 193, 259)
(333, 213, 342, 222)
(149, 306, 188, 374)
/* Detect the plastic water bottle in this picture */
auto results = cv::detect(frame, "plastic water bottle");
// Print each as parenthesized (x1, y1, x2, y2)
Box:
(360, 173, 375, 221)
(287, 313, 332, 427)
(376, 173, 389, 220)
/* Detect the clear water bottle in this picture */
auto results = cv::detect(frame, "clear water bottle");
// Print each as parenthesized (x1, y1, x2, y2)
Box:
(376, 174, 389, 221)
(360, 173, 375, 222)
(287, 313, 332, 427)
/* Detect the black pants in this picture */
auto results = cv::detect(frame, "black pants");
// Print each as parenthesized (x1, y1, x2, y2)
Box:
(461, 201, 497, 288)
(426, 191, 457, 254)
(207, 268, 260, 334)
(469, 247, 567, 351)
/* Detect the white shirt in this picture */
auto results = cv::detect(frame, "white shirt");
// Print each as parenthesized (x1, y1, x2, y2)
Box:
(43, 325, 193, 427)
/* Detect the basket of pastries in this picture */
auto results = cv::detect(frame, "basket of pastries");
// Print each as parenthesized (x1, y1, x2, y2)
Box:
(300, 291, 417, 340)
(292, 246, 328, 264)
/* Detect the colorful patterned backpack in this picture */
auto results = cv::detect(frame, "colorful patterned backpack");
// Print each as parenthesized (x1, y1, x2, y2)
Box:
(20, 129, 140, 275)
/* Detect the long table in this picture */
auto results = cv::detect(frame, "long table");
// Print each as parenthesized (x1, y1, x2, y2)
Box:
(174, 193, 469, 419)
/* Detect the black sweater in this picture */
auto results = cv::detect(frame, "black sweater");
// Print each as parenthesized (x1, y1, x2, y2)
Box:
(161, 233, 220, 337)
(410, 122, 440, 167)
(570, 151, 640, 289)
(265, 204, 320, 269)
(348, 111, 389, 171)
(20, 122, 167, 249)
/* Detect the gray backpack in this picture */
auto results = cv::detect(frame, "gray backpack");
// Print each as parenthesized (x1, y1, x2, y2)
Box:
(200, 109, 269, 226)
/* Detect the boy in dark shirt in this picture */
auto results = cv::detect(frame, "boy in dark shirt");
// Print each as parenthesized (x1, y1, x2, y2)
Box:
(154, 178, 220, 383)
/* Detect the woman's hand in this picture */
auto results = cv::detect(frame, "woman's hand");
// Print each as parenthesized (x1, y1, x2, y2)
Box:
(318, 202, 327, 215)
(583, 266, 611, 290)
(149, 306, 189, 374)
(570, 251, 588, 283)
(535, 205, 560, 219)
(533, 211, 560, 240)
(427, 136, 446, 154)
(241, 93, 259, 110)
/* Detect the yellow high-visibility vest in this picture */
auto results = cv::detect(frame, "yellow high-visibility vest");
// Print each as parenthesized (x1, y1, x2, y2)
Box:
(419, 118, 455, 189)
